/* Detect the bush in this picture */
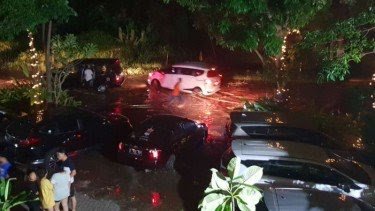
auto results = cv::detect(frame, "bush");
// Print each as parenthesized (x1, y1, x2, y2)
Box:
(0, 81, 32, 113)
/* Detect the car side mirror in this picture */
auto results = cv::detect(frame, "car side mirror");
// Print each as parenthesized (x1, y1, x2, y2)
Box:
(338, 183, 350, 193)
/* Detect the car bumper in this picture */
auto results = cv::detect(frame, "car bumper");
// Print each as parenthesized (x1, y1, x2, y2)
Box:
(117, 149, 167, 169)
(203, 86, 220, 95)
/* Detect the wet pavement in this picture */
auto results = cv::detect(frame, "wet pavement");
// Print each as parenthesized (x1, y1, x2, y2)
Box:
(68, 76, 275, 210)
(31, 76, 369, 210)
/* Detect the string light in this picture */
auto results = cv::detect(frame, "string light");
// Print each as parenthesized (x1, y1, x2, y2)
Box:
(27, 30, 43, 105)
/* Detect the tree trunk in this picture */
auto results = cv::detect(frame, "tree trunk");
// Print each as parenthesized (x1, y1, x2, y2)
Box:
(42, 23, 46, 53)
(254, 49, 265, 67)
(46, 21, 52, 97)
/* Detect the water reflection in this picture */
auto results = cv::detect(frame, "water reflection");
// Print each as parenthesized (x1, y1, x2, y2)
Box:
(151, 191, 162, 207)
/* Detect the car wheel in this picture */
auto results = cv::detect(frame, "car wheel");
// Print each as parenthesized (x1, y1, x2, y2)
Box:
(165, 154, 176, 170)
(44, 148, 59, 171)
(151, 80, 160, 90)
(192, 87, 202, 95)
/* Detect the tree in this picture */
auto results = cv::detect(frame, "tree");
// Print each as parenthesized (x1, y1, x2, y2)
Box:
(164, 0, 329, 69)
(302, 7, 374, 81)
(0, 0, 76, 97)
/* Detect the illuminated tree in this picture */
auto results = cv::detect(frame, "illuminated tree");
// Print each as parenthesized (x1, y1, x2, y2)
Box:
(0, 0, 76, 97)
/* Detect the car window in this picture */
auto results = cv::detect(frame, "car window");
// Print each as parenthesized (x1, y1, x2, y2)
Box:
(164, 67, 177, 74)
(306, 163, 353, 186)
(180, 68, 193, 76)
(57, 118, 79, 133)
(193, 70, 204, 76)
(241, 126, 269, 136)
(242, 160, 305, 181)
(207, 70, 220, 77)
(39, 122, 60, 135)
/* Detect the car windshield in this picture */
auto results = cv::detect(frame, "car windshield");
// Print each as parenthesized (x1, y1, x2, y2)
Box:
(327, 153, 372, 185)
(7, 119, 34, 138)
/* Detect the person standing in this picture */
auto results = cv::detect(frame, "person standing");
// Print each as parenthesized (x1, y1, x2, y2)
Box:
(25, 169, 41, 211)
(37, 169, 54, 211)
(51, 166, 71, 211)
(0, 155, 11, 179)
(169, 78, 183, 105)
(83, 65, 94, 87)
(56, 148, 77, 211)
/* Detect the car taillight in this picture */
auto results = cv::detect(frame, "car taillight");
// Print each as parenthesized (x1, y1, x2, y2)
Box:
(116, 76, 121, 81)
(19, 136, 40, 147)
(118, 142, 125, 151)
(149, 149, 160, 160)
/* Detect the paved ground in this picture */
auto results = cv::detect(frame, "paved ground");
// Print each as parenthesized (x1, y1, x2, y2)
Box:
(76, 192, 121, 211)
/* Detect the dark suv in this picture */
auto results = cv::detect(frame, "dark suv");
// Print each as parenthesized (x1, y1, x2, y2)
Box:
(64, 58, 125, 89)
(2, 107, 132, 169)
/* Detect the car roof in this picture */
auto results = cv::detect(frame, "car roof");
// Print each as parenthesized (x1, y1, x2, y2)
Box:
(230, 111, 317, 130)
(172, 62, 215, 71)
(72, 58, 119, 63)
(231, 139, 330, 164)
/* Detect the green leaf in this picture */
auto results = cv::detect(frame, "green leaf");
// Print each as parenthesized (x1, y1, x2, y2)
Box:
(237, 187, 263, 211)
(199, 193, 229, 211)
(242, 166, 263, 185)
(210, 169, 230, 191)
(227, 157, 241, 179)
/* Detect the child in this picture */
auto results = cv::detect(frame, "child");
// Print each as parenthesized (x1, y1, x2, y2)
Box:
(25, 169, 41, 211)
(51, 166, 71, 211)
(37, 169, 54, 211)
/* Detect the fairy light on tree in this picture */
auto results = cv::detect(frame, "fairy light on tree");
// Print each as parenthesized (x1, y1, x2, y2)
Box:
(276, 29, 301, 100)
(28, 30, 43, 105)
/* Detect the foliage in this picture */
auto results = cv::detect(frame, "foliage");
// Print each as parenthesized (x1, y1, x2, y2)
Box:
(243, 98, 283, 112)
(0, 0, 75, 40)
(0, 178, 32, 211)
(302, 8, 375, 81)
(51, 34, 98, 67)
(0, 80, 32, 113)
(8, 51, 45, 73)
(165, 0, 328, 58)
(199, 157, 262, 211)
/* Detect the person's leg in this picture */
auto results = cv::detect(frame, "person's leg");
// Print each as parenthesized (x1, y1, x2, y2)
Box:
(53, 201, 61, 211)
(47, 207, 54, 211)
(61, 198, 69, 211)
(70, 196, 77, 211)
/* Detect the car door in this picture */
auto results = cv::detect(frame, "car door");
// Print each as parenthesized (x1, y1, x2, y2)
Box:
(178, 68, 195, 91)
(55, 117, 86, 152)
(162, 67, 178, 89)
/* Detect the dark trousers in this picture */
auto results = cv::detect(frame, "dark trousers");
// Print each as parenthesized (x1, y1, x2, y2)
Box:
(26, 201, 41, 211)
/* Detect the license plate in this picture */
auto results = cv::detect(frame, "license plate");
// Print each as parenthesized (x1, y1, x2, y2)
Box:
(129, 148, 142, 156)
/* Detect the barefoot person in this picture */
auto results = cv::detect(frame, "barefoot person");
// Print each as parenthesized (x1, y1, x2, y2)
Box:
(56, 148, 77, 211)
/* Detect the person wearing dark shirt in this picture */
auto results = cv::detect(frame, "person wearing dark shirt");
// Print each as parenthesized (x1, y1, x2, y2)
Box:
(25, 169, 41, 211)
(56, 148, 77, 211)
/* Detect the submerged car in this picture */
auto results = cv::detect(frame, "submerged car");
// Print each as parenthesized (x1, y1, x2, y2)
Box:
(221, 139, 375, 206)
(117, 115, 207, 170)
(2, 108, 132, 169)
(147, 62, 222, 95)
(226, 111, 375, 166)
(63, 58, 125, 89)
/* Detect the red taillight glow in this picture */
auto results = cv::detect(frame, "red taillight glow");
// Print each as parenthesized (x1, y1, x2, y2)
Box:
(118, 142, 125, 151)
(116, 76, 120, 81)
(149, 149, 160, 159)
(19, 137, 40, 147)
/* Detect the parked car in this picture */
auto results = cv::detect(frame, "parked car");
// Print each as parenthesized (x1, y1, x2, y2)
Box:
(0, 108, 16, 133)
(117, 115, 207, 170)
(257, 184, 374, 211)
(225, 111, 375, 166)
(221, 139, 375, 206)
(2, 107, 132, 170)
(147, 62, 222, 95)
(63, 58, 125, 89)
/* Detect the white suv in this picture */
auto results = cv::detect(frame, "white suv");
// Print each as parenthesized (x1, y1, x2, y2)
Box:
(147, 62, 221, 95)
